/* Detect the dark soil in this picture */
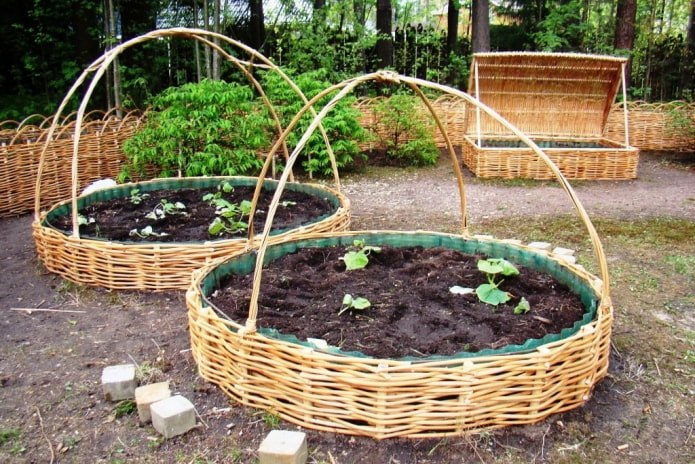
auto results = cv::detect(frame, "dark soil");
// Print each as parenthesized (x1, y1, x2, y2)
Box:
(210, 245, 586, 359)
(46, 185, 335, 242)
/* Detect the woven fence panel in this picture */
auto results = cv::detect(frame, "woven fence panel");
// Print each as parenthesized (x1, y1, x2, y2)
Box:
(605, 101, 695, 152)
(1, 110, 142, 218)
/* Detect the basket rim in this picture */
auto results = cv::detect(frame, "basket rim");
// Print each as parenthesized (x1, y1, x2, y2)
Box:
(39, 175, 350, 246)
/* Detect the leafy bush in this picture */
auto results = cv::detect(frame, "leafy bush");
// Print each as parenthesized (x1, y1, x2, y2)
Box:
(120, 79, 272, 180)
(259, 68, 368, 176)
(372, 94, 439, 167)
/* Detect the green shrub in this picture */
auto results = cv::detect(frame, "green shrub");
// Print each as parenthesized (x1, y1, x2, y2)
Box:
(372, 94, 439, 167)
(260, 68, 368, 176)
(120, 79, 272, 180)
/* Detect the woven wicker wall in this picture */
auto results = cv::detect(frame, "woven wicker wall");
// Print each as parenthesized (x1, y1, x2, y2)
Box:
(605, 101, 695, 152)
(0, 109, 142, 218)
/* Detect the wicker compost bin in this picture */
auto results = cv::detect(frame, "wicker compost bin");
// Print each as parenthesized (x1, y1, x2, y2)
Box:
(462, 52, 639, 180)
(32, 28, 350, 291)
(605, 100, 695, 152)
(0, 108, 141, 218)
(186, 72, 613, 438)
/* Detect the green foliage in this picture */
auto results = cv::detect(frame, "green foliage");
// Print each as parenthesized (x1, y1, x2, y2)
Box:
(339, 294, 371, 315)
(145, 199, 187, 220)
(203, 181, 252, 237)
(372, 94, 440, 167)
(259, 68, 368, 176)
(111, 399, 137, 419)
(531, 0, 586, 51)
(475, 258, 520, 306)
(340, 240, 382, 271)
(120, 79, 271, 180)
(0, 427, 21, 446)
(451, 258, 525, 309)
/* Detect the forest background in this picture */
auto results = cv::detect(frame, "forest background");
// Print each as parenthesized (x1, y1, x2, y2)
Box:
(0, 0, 693, 122)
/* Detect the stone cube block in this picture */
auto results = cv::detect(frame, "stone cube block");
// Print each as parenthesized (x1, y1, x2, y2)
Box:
(101, 364, 136, 401)
(151, 395, 196, 439)
(258, 430, 308, 464)
(135, 381, 171, 424)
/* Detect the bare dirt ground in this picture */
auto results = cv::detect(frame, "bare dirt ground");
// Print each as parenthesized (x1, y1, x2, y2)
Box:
(0, 151, 693, 463)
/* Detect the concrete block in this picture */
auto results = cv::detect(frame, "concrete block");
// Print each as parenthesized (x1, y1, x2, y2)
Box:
(101, 364, 136, 401)
(258, 430, 308, 464)
(151, 395, 196, 439)
(552, 246, 575, 256)
(528, 241, 551, 250)
(135, 381, 171, 424)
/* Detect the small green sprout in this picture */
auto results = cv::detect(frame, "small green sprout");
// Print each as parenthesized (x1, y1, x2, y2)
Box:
(450, 258, 530, 312)
(128, 188, 150, 205)
(339, 294, 371, 315)
(77, 214, 94, 226)
(475, 258, 519, 306)
(207, 200, 252, 236)
(340, 240, 382, 271)
(145, 199, 187, 220)
(514, 297, 531, 314)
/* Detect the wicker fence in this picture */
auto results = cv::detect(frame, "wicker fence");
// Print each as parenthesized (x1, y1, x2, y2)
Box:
(604, 100, 695, 152)
(0, 108, 142, 218)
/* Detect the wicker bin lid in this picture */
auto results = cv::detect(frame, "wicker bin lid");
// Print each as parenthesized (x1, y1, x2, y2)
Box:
(467, 52, 627, 138)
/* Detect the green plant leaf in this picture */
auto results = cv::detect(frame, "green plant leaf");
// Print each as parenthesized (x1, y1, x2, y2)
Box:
(342, 251, 369, 270)
(476, 284, 512, 306)
(477, 258, 519, 276)
(514, 297, 531, 314)
(351, 297, 371, 310)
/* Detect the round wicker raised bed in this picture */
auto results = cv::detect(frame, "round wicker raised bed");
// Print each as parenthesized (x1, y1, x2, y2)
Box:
(185, 72, 613, 438)
(34, 176, 349, 291)
(32, 28, 350, 290)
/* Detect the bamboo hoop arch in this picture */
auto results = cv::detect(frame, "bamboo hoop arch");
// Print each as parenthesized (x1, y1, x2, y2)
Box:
(244, 71, 610, 333)
(33, 27, 342, 236)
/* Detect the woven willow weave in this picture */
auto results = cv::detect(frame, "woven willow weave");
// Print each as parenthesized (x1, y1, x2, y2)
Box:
(186, 71, 613, 438)
(0, 109, 141, 217)
(605, 100, 695, 152)
(463, 52, 639, 179)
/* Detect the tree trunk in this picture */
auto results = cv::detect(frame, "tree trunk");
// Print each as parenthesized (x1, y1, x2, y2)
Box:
(614, 0, 637, 88)
(447, 0, 459, 55)
(193, 0, 202, 82)
(213, 0, 220, 80)
(249, 0, 266, 52)
(681, 0, 695, 94)
(376, 0, 393, 69)
(107, 0, 121, 111)
(471, 0, 490, 53)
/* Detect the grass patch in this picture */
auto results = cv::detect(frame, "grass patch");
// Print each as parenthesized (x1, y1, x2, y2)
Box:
(0, 428, 21, 446)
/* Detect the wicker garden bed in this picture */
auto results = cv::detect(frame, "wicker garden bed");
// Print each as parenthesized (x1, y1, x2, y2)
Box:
(185, 72, 613, 438)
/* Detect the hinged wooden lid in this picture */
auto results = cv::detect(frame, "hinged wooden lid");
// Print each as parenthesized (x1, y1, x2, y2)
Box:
(468, 52, 627, 138)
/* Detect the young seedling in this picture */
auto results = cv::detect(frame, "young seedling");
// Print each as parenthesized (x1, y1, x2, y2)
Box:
(450, 258, 531, 312)
(338, 294, 371, 315)
(475, 258, 519, 306)
(129, 226, 168, 239)
(145, 199, 187, 220)
(340, 240, 381, 271)
(207, 200, 252, 236)
(128, 188, 150, 205)
(77, 214, 95, 227)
